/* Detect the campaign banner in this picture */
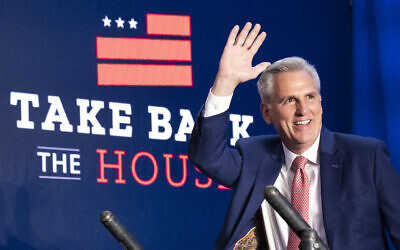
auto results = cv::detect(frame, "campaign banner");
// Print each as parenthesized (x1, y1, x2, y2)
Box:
(0, 1, 352, 249)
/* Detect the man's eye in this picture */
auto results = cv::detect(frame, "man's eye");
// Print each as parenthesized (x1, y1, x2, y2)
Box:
(307, 94, 315, 99)
(287, 97, 295, 103)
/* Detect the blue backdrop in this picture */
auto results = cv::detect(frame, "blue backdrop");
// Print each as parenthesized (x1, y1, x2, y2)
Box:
(353, 2, 400, 248)
(353, 0, 400, 175)
(0, 0, 395, 249)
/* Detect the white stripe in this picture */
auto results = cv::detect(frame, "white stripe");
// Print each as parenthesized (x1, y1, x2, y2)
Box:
(37, 146, 80, 152)
(39, 176, 82, 181)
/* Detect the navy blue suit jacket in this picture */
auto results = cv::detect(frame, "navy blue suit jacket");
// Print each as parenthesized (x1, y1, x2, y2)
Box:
(188, 110, 400, 249)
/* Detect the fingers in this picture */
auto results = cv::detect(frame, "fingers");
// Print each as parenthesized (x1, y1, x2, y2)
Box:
(226, 25, 240, 46)
(227, 22, 266, 50)
(234, 22, 252, 46)
(249, 31, 267, 55)
(243, 23, 261, 48)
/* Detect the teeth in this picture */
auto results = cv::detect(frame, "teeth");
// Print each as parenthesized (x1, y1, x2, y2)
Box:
(294, 120, 310, 125)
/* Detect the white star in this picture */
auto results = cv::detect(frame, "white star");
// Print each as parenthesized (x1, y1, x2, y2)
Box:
(115, 17, 125, 28)
(128, 18, 138, 29)
(102, 16, 112, 27)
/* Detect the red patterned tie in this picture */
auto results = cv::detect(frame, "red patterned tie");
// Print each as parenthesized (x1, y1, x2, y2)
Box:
(287, 156, 309, 250)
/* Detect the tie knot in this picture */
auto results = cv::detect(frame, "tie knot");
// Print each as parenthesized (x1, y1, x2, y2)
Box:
(292, 156, 308, 171)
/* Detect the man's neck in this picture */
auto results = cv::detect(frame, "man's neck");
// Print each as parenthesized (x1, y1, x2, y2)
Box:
(282, 134, 321, 164)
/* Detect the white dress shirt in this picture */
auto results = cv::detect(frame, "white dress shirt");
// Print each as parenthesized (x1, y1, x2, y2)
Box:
(260, 136, 327, 249)
(203, 90, 327, 249)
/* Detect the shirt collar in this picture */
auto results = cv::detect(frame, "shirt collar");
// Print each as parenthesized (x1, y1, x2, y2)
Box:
(282, 134, 321, 170)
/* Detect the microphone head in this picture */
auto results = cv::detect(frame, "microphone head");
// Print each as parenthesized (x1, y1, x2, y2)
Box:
(100, 210, 114, 224)
(264, 185, 278, 201)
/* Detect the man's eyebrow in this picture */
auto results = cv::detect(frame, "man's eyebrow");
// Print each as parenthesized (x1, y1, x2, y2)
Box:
(306, 91, 318, 95)
(277, 91, 319, 103)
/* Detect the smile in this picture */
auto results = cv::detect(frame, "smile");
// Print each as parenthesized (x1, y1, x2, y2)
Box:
(294, 120, 311, 125)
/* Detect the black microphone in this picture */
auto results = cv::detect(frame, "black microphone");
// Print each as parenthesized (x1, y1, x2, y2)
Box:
(264, 185, 329, 250)
(264, 185, 311, 236)
(100, 210, 143, 250)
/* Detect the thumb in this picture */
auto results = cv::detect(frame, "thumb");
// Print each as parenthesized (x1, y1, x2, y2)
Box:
(251, 62, 271, 78)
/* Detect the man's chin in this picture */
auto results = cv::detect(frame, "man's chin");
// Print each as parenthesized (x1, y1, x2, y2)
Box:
(294, 136, 318, 147)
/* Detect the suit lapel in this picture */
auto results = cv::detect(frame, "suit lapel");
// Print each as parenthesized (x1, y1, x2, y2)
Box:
(229, 140, 284, 245)
(319, 127, 342, 247)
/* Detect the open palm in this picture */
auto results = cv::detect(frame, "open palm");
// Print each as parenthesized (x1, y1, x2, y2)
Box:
(212, 22, 270, 96)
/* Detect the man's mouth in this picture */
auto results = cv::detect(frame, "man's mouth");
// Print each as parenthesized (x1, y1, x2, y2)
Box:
(294, 120, 311, 125)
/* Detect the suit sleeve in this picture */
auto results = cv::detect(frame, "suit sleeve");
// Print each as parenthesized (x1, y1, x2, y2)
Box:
(188, 108, 242, 189)
(374, 140, 400, 248)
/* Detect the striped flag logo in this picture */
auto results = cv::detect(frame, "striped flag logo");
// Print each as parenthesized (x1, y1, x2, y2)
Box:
(97, 14, 192, 87)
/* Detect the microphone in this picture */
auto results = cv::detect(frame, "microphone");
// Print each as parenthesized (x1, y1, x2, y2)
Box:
(264, 186, 329, 250)
(264, 185, 311, 236)
(100, 210, 143, 250)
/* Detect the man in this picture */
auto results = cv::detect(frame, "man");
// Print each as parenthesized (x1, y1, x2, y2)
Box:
(188, 22, 400, 249)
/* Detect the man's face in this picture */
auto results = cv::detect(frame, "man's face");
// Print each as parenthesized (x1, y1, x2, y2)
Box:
(261, 70, 322, 154)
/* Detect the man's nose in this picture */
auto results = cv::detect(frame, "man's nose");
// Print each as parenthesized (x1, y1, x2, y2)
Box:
(295, 100, 309, 116)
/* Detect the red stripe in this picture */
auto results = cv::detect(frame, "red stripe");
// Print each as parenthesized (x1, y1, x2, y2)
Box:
(96, 37, 192, 61)
(97, 63, 193, 87)
(146, 13, 191, 36)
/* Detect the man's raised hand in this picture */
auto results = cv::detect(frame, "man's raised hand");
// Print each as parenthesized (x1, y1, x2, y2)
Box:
(211, 22, 270, 96)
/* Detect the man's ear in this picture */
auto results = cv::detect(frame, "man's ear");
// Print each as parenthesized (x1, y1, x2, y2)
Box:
(260, 103, 272, 124)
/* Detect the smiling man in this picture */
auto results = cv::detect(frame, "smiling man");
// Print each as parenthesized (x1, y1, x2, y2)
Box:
(188, 22, 400, 250)
(260, 69, 323, 155)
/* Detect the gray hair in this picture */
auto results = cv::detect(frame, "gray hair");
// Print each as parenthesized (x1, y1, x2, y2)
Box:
(257, 56, 320, 103)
